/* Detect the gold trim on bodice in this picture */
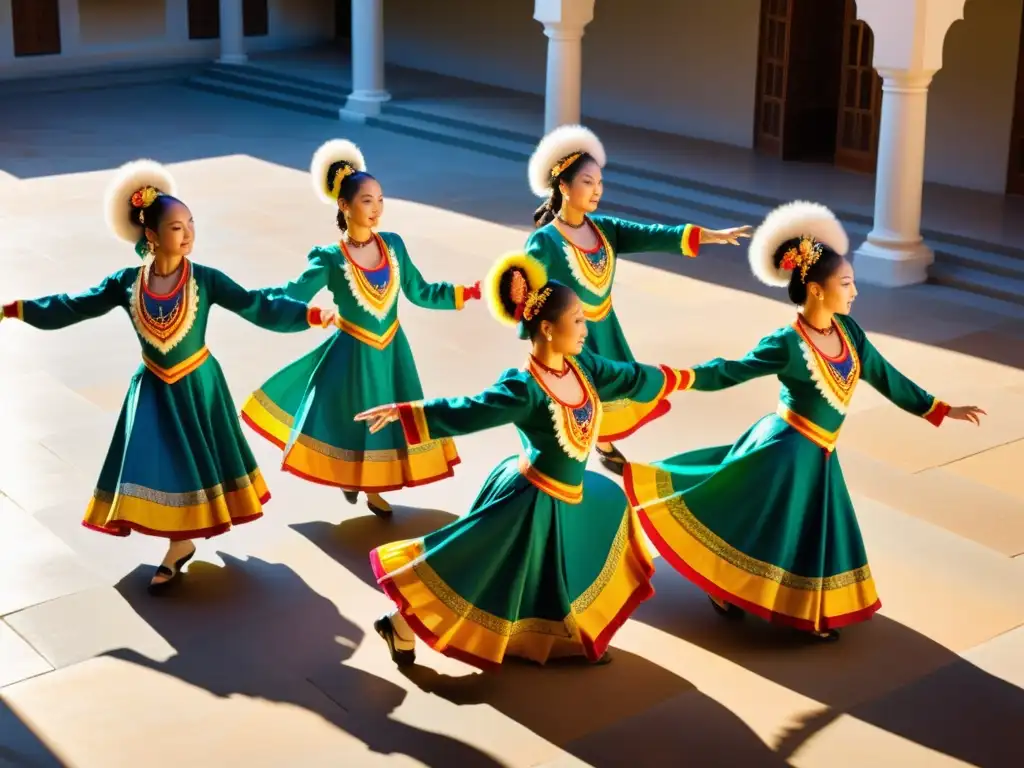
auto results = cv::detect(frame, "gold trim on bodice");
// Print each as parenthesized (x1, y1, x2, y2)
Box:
(528, 356, 602, 461)
(340, 234, 400, 321)
(129, 259, 199, 354)
(561, 219, 615, 297)
(793, 320, 860, 415)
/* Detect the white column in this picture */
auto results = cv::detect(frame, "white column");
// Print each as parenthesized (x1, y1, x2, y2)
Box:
(0, 0, 14, 62)
(57, 0, 81, 55)
(165, 0, 190, 44)
(853, 69, 935, 286)
(852, 0, 971, 286)
(341, 0, 390, 120)
(218, 0, 246, 65)
(534, 0, 595, 133)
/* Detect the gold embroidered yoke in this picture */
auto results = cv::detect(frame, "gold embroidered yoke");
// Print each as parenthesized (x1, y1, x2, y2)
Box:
(397, 350, 683, 503)
(270, 232, 470, 350)
(685, 315, 949, 451)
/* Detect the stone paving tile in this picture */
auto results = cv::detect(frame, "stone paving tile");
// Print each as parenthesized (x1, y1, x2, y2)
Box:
(0, 621, 52, 689)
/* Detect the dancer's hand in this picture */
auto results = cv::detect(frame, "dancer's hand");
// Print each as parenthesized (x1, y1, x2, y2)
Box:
(355, 404, 400, 434)
(463, 281, 482, 302)
(700, 225, 752, 246)
(947, 405, 986, 425)
(319, 307, 339, 328)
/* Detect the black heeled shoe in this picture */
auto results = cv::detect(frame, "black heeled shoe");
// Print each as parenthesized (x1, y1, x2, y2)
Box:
(809, 628, 841, 643)
(342, 490, 359, 505)
(148, 546, 196, 595)
(592, 651, 613, 665)
(595, 444, 627, 476)
(708, 594, 745, 620)
(374, 615, 416, 667)
(366, 494, 393, 518)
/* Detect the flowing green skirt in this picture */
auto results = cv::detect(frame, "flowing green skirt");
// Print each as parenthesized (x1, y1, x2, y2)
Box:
(371, 456, 655, 668)
(624, 413, 880, 631)
(84, 357, 269, 540)
(585, 308, 671, 442)
(242, 327, 459, 491)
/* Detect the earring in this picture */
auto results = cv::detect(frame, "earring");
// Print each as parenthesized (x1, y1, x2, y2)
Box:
(546, 334, 553, 342)
(146, 240, 156, 255)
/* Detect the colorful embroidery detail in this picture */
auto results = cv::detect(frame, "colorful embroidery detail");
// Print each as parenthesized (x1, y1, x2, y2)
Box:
(529, 356, 602, 461)
(341, 234, 400, 321)
(129, 260, 199, 354)
(562, 220, 615, 297)
(793, 320, 859, 414)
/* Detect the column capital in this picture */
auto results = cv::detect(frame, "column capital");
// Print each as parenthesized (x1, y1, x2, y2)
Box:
(876, 68, 935, 92)
(856, 0, 971, 73)
(534, 0, 594, 31)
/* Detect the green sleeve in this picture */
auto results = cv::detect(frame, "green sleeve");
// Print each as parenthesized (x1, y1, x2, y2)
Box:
(269, 248, 330, 302)
(593, 215, 703, 258)
(2, 271, 127, 330)
(843, 317, 948, 425)
(207, 267, 318, 333)
(688, 329, 791, 391)
(524, 229, 554, 268)
(392, 235, 468, 311)
(575, 349, 677, 404)
(395, 370, 533, 445)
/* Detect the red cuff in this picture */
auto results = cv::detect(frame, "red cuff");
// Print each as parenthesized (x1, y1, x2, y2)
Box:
(923, 399, 950, 427)
(397, 401, 430, 446)
(463, 281, 481, 301)
(662, 366, 695, 391)
(682, 225, 702, 258)
(2, 301, 23, 320)
(306, 306, 324, 327)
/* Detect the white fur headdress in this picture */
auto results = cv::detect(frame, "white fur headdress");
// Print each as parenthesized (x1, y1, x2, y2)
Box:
(310, 139, 367, 204)
(748, 201, 849, 287)
(528, 124, 606, 198)
(104, 159, 177, 243)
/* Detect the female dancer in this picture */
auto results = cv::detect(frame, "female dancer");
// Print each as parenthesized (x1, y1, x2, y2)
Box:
(355, 251, 694, 669)
(242, 140, 479, 517)
(0, 160, 333, 591)
(622, 201, 985, 640)
(526, 124, 751, 473)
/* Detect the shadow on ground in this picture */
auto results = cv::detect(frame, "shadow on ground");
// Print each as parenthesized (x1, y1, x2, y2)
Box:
(107, 553, 503, 767)
(635, 568, 1024, 767)
(294, 506, 785, 766)
(0, 699, 66, 767)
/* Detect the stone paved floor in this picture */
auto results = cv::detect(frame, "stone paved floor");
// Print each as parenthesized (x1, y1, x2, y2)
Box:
(1, 84, 1023, 768)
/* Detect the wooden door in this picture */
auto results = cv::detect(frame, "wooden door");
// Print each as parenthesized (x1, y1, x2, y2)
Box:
(753, 0, 793, 155)
(335, 0, 352, 40)
(243, 0, 268, 37)
(834, 0, 882, 172)
(11, 0, 61, 57)
(1006, 8, 1024, 194)
(188, 0, 220, 39)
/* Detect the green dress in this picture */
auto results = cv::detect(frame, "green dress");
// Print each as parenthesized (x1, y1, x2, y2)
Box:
(623, 315, 950, 632)
(525, 214, 702, 441)
(1, 259, 322, 539)
(242, 233, 468, 491)
(370, 350, 690, 668)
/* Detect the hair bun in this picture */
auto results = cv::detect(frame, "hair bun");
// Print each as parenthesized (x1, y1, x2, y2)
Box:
(310, 139, 366, 204)
(528, 124, 606, 198)
(484, 251, 548, 326)
(748, 200, 848, 287)
(104, 159, 177, 243)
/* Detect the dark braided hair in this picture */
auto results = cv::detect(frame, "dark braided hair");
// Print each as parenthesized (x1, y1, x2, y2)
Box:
(325, 161, 377, 233)
(532, 152, 597, 228)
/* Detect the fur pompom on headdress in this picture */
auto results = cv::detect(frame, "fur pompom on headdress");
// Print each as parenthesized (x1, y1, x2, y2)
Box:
(485, 251, 549, 327)
(528, 124, 606, 198)
(104, 159, 177, 244)
(310, 139, 367, 204)
(748, 201, 849, 287)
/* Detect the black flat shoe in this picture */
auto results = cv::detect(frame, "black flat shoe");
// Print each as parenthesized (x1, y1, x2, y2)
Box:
(596, 444, 627, 476)
(148, 547, 196, 595)
(374, 615, 416, 667)
(342, 490, 359, 505)
(366, 495, 393, 518)
(592, 651, 613, 665)
(708, 594, 744, 620)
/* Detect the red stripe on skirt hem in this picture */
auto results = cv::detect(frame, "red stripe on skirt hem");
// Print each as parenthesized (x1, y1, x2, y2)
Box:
(623, 465, 880, 632)
(82, 505, 266, 541)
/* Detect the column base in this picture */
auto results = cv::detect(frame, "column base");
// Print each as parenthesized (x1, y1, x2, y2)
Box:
(339, 90, 392, 121)
(852, 237, 934, 287)
(217, 53, 248, 65)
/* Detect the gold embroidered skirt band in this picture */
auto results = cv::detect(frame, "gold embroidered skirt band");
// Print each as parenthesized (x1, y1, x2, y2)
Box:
(142, 347, 211, 384)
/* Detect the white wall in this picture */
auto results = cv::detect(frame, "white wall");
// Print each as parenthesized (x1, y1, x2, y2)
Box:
(924, 0, 1023, 192)
(79, 0, 166, 46)
(382, 0, 763, 148)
